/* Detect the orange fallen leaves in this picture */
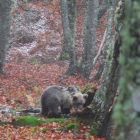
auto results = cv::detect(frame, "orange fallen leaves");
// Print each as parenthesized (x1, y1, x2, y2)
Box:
(26, 94, 35, 106)
(0, 0, 109, 139)
(0, 61, 102, 139)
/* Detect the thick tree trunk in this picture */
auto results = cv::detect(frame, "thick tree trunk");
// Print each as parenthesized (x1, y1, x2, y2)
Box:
(79, 0, 99, 79)
(113, 0, 140, 139)
(92, 31, 121, 139)
(0, 0, 12, 74)
(94, 0, 115, 81)
(91, 0, 124, 139)
(60, 0, 77, 75)
(59, 0, 76, 61)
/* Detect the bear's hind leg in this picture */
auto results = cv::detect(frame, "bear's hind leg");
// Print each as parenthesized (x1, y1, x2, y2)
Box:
(41, 106, 49, 117)
(51, 104, 61, 118)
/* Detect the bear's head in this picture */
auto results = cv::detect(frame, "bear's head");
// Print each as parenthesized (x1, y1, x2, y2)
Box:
(72, 92, 88, 110)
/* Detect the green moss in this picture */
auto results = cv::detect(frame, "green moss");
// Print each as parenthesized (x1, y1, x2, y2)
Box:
(15, 116, 46, 126)
(42, 128, 52, 133)
(65, 123, 80, 134)
(113, 0, 140, 139)
(66, 123, 80, 130)
(45, 118, 68, 123)
(81, 83, 93, 93)
(30, 58, 37, 64)
(87, 89, 93, 93)
(0, 117, 69, 127)
(0, 121, 10, 125)
(90, 125, 98, 135)
(58, 51, 70, 61)
(34, 86, 41, 93)
(81, 87, 86, 93)
(77, 118, 98, 136)
(30, 128, 37, 133)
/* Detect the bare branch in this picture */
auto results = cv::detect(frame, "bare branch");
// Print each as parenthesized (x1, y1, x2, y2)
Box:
(93, 28, 107, 65)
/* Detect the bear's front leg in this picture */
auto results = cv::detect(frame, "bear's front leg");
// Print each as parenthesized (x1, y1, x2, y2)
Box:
(61, 105, 71, 118)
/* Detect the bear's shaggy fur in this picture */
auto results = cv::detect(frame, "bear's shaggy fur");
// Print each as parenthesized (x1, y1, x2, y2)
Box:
(40, 85, 88, 117)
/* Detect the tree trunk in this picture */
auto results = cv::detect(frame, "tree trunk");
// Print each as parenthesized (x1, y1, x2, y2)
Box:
(113, 0, 140, 139)
(98, 0, 107, 20)
(94, 0, 115, 81)
(59, 0, 76, 61)
(0, 0, 12, 74)
(91, 0, 124, 139)
(79, 0, 99, 79)
(60, 0, 77, 75)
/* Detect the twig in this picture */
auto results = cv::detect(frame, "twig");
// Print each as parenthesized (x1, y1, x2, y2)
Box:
(93, 28, 107, 65)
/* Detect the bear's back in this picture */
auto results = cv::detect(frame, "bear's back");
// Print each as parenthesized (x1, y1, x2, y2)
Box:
(41, 86, 72, 105)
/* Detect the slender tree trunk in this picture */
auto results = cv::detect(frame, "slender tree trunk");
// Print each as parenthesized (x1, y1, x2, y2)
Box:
(91, 0, 124, 139)
(79, 0, 99, 79)
(0, 0, 12, 74)
(60, 0, 77, 75)
(113, 0, 140, 139)
(59, 0, 76, 61)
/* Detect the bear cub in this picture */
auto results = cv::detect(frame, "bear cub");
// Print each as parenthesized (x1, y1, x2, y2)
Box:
(40, 85, 88, 118)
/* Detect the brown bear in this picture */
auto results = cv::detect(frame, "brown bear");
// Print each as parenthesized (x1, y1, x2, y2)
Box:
(40, 85, 88, 118)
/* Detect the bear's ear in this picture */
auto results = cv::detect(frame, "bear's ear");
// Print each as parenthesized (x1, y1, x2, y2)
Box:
(83, 94, 88, 100)
(73, 96, 78, 101)
(66, 86, 77, 93)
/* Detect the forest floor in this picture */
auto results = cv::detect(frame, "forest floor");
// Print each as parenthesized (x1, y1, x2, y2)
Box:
(0, 0, 108, 139)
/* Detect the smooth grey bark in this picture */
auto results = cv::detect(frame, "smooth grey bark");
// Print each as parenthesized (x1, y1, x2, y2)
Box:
(59, 0, 76, 61)
(94, 0, 115, 81)
(79, 0, 99, 79)
(91, 0, 123, 138)
(113, 0, 140, 139)
(60, 0, 77, 75)
(0, 0, 12, 74)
